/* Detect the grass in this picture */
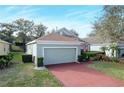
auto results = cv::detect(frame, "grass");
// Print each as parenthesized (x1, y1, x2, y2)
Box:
(0, 52, 63, 87)
(11, 52, 24, 62)
(89, 61, 124, 81)
(0, 63, 63, 87)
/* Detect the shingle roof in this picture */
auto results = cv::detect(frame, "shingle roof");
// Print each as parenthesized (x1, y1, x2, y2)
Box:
(83, 36, 124, 44)
(82, 37, 105, 44)
(0, 39, 10, 44)
(37, 33, 79, 42)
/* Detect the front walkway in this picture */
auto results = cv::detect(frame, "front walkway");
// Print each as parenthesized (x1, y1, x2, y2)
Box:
(47, 62, 124, 87)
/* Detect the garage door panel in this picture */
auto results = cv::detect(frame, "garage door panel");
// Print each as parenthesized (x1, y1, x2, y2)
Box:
(44, 48, 76, 65)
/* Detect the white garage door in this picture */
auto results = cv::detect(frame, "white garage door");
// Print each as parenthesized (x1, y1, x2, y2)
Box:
(43, 48, 77, 65)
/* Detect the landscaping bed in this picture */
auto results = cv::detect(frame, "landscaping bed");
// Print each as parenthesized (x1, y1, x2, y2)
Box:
(78, 51, 105, 62)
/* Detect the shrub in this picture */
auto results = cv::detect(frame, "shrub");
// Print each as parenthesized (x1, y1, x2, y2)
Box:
(78, 54, 89, 62)
(111, 57, 119, 63)
(81, 52, 97, 61)
(37, 57, 44, 67)
(0, 58, 6, 69)
(22, 54, 32, 63)
(79, 51, 106, 62)
(0, 53, 14, 69)
(89, 56, 97, 61)
(0, 55, 6, 59)
(78, 55, 83, 62)
(4, 53, 13, 67)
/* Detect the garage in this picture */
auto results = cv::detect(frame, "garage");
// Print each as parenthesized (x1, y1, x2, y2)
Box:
(43, 48, 77, 65)
(26, 33, 81, 67)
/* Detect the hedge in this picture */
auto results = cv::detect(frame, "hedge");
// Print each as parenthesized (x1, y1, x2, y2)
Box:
(78, 51, 105, 62)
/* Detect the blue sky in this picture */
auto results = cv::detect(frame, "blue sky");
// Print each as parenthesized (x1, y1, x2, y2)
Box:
(0, 5, 103, 38)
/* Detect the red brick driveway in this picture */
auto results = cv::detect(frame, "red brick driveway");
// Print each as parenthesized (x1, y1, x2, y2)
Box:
(47, 62, 124, 87)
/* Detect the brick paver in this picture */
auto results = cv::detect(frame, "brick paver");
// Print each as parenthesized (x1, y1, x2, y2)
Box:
(47, 62, 124, 87)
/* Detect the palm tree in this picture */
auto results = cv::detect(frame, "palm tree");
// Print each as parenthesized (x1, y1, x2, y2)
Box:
(109, 43, 120, 57)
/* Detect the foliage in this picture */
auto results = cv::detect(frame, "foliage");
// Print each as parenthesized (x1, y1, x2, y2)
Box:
(109, 43, 121, 57)
(78, 51, 105, 62)
(0, 58, 6, 69)
(32, 24, 47, 39)
(11, 45, 24, 52)
(0, 53, 13, 69)
(78, 55, 83, 62)
(100, 46, 108, 53)
(37, 57, 44, 67)
(0, 23, 16, 43)
(90, 6, 124, 43)
(5, 53, 13, 63)
(11, 52, 24, 63)
(13, 18, 34, 51)
(0, 18, 48, 52)
(78, 55, 89, 62)
(111, 57, 119, 63)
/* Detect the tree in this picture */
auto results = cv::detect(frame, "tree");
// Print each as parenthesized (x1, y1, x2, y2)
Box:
(0, 23, 16, 43)
(13, 18, 34, 51)
(32, 23, 47, 39)
(90, 6, 124, 43)
(109, 43, 121, 57)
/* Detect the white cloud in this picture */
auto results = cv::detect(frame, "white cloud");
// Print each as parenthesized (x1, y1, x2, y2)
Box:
(65, 11, 88, 18)
(65, 9, 102, 21)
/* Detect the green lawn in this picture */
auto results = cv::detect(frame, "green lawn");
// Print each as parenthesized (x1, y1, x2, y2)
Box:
(11, 52, 24, 62)
(0, 52, 63, 87)
(89, 62, 124, 81)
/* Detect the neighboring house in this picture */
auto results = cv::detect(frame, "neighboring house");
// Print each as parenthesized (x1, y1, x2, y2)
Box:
(83, 37, 105, 52)
(0, 39, 10, 55)
(55, 27, 78, 38)
(54, 27, 89, 51)
(26, 33, 82, 66)
(83, 37, 124, 57)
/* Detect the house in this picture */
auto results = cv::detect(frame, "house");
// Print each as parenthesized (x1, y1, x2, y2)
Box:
(0, 39, 10, 55)
(83, 37, 124, 57)
(26, 33, 82, 66)
(83, 37, 106, 51)
(54, 27, 78, 38)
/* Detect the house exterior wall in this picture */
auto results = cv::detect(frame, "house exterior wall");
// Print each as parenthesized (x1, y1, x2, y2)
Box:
(90, 44, 117, 57)
(26, 43, 37, 65)
(26, 44, 33, 54)
(26, 44, 37, 56)
(37, 44, 81, 65)
(26, 43, 81, 66)
(117, 44, 124, 57)
(0, 42, 10, 55)
(90, 44, 103, 51)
